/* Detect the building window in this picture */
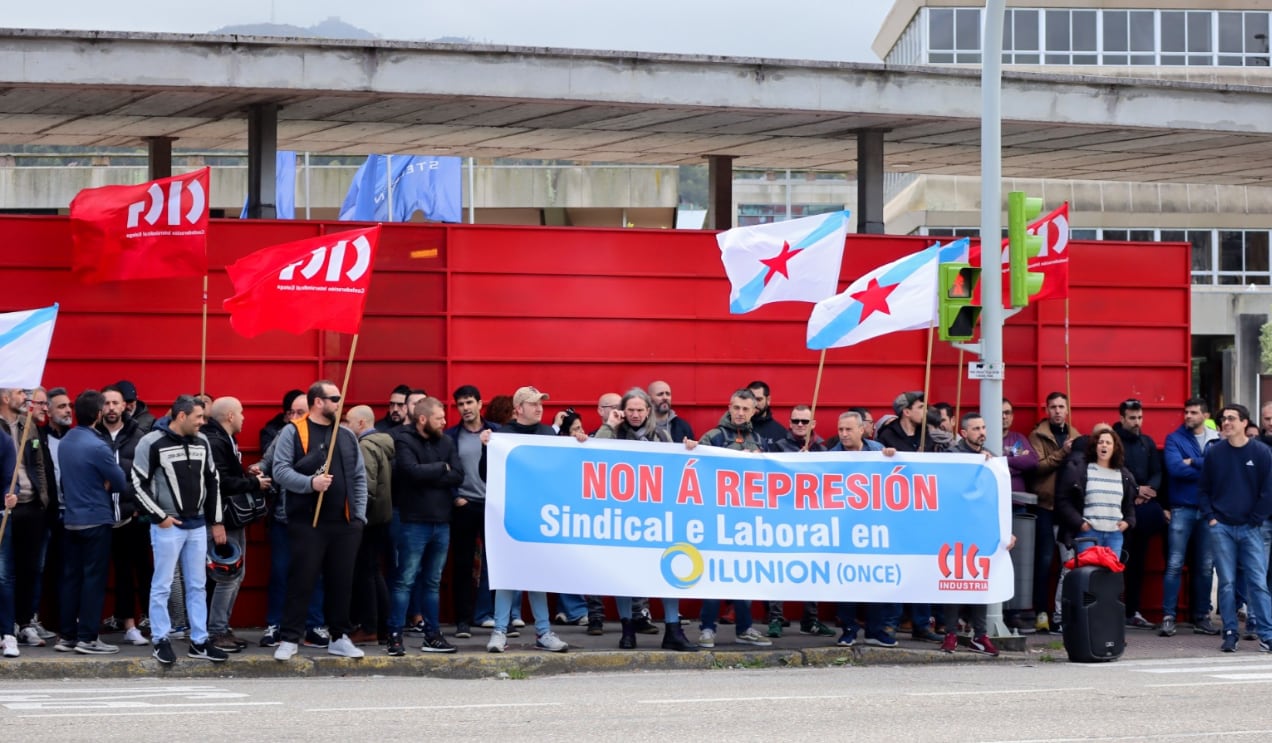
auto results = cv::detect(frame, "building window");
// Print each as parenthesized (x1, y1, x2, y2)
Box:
(1040, 9, 1098, 65)
(928, 7, 982, 63)
(1004, 9, 1040, 64)
(736, 203, 841, 227)
(1163, 229, 1215, 284)
(1218, 11, 1271, 66)
(1161, 11, 1215, 66)
(1103, 10, 1156, 65)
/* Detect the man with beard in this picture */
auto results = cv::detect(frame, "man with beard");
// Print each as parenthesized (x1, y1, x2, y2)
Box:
(1113, 399, 1164, 630)
(648, 380, 694, 444)
(270, 380, 368, 662)
(95, 385, 149, 647)
(115, 380, 154, 433)
(259, 390, 306, 455)
(1160, 397, 1221, 638)
(375, 384, 412, 434)
(132, 395, 226, 665)
(39, 387, 74, 635)
(0, 388, 49, 648)
(685, 389, 772, 648)
(385, 397, 463, 656)
(487, 386, 579, 654)
(747, 380, 786, 448)
(1028, 391, 1081, 634)
(444, 385, 497, 640)
(203, 397, 271, 653)
(594, 388, 696, 652)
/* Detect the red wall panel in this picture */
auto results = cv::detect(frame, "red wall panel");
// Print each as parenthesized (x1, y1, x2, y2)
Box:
(0, 216, 1192, 625)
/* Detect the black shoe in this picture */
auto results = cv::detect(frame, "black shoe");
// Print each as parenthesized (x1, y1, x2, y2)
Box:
(661, 621, 697, 652)
(188, 641, 229, 663)
(632, 616, 660, 635)
(304, 627, 330, 648)
(454, 622, 472, 639)
(586, 618, 604, 636)
(420, 634, 457, 654)
(405, 619, 428, 637)
(386, 634, 405, 657)
(259, 625, 280, 648)
(619, 618, 637, 649)
(152, 639, 176, 666)
(1193, 618, 1221, 636)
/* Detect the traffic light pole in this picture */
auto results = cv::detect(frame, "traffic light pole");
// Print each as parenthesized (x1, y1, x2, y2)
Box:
(980, 0, 1013, 640)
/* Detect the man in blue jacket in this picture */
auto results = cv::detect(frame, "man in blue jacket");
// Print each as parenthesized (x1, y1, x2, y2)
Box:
(1200, 404, 1272, 652)
(1159, 396, 1220, 637)
(57, 389, 128, 655)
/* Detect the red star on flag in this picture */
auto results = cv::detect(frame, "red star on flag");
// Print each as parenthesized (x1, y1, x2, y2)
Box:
(759, 241, 798, 285)
(851, 278, 899, 323)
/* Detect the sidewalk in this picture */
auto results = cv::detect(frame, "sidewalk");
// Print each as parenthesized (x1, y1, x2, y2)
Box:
(0, 618, 1238, 680)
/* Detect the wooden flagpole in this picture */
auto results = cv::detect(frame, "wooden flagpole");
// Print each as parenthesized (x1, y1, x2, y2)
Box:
(804, 349, 828, 452)
(313, 333, 360, 527)
(920, 314, 937, 453)
(1064, 298, 1072, 415)
(0, 405, 36, 550)
(200, 274, 209, 395)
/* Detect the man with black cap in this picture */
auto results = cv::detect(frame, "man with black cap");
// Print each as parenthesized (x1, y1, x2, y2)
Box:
(115, 381, 154, 434)
(877, 391, 946, 453)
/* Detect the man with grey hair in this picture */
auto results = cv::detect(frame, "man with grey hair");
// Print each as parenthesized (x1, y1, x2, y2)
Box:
(202, 396, 271, 653)
(132, 394, 226, 665)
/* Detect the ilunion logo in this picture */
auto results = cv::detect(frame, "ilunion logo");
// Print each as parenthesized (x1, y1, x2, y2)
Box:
(660, 542, 704, 589)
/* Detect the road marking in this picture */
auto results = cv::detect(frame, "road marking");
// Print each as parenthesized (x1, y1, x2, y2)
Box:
(638, 695, 854, 705)
(1116, 656, 1272, 667)
(308, 702, 563, 712)
(984, 729, 1272, 742)
(18, 710, 243, 719)
(1147, 680, 1272, 688)
(908, 687, 1091, 697)
(0, 684, 276, 712)
(1136, 663, 1272, 674)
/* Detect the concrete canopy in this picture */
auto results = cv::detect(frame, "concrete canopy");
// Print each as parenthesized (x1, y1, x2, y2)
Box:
(3, 29, 1272, 184)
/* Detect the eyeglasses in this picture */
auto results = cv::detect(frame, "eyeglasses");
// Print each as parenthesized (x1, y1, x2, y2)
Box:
(1221, 414, 1241, 422)
(323, 395, 342, 403)
(599, 405, 618, 410)
(790, 419, 811, 425)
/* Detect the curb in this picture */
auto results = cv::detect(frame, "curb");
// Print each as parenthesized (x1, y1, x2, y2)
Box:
(0, 645, 1017, 680)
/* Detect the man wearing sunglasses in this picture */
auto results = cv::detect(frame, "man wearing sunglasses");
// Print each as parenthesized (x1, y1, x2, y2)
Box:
(375, 384, 412, 434)
(270, 380, 368, 662)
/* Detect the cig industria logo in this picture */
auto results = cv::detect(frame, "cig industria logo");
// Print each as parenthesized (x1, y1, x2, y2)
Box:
(126, 180, 206, 229)
(278, 235, 373, 284)
(660, 543, 704, 589)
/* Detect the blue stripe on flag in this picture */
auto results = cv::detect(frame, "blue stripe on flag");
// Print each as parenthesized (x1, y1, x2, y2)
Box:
(729, 211, 850, 314)
(790, 210, 848, 250)
(805, 245, 940, 350)
(729, 272, 769, 314)
(0, 305, 57, 349)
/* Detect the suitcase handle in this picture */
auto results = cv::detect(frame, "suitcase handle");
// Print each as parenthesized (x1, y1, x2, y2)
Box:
(1072, 536, 1098, 568)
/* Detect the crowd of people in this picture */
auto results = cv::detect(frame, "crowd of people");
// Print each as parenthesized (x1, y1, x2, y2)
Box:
(0, 376, 1264, 666)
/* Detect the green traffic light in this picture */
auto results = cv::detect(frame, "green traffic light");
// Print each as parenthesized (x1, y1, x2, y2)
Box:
(1008, 191, 1045, 308)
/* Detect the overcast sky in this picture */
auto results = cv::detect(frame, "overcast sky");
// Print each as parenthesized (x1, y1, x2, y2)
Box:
(8, 0, 891, 63)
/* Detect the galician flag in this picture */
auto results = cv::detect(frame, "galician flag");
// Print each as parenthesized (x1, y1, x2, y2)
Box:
(0, 304, 58, 389)
(806, 239, 969, 349)
(717, 211, 850, 314)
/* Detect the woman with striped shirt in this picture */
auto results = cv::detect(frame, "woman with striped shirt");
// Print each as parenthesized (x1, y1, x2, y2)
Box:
(1056, 426, 1138, 560)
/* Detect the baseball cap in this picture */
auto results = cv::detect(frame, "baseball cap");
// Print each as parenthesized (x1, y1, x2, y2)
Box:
(512, 386, 550, 407)
(116, 380, 138, 403)
(892, 391, 924, 415)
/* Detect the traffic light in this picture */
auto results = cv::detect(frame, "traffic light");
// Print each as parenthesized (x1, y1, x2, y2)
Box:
(1007, 191, 1045, 308)
(939, 262, 980, 341)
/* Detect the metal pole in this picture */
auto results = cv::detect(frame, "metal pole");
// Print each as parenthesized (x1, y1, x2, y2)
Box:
(385, 155, 393, 223)
(304, 151, 311, 220)
(468, 157, 476, 224)
(981, 0, 1013, 641)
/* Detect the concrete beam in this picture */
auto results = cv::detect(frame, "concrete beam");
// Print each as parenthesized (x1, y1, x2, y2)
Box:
(245, 102, 278, 219)
(707, 155, 735, 230)
(856, 129, 886, 234)
(146, 136, 173, 180)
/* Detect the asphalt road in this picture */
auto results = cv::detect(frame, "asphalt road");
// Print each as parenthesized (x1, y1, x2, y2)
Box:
(2, 654, 1271, 741)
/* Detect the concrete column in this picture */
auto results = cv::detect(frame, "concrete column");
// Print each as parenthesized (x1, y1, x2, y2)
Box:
(245, 103, 279, 219)
(146, 137, 173, 180)
(856, 129, 886, 234)
(707, 155, 735, 230)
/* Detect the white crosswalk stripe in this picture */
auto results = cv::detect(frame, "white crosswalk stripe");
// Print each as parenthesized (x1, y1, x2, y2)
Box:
(1113, 655, 1272, 686)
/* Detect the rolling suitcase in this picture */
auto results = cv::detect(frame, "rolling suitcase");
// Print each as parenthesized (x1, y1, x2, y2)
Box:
(1061, 538, 1126, 663)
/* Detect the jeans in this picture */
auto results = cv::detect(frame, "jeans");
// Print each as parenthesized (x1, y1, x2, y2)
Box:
(942, 604, 988, 637)
(556, 594, 589, 621)
(616, 597, 680, 623)
(1053, 528, 1075, 623)
(1162, 506, 1213, 620)
(836, 602, 887, 639)
(59, 524, 112, 643)
(494, 589, 549, 636)
(148, 524, 209, 644)
(767, 600, 819, 623)
(1211, 521, 1272, 641)
(700, 599, 754, 634)
(387, 519, 450, 635)
(207, 527, 246, 635)
(885, 603, 933, 633)
(266, 519, 324, 630)
(0, 515, 14, 637)
(1076, 529, 1124, 559)
(1244, 522, 1272, 634)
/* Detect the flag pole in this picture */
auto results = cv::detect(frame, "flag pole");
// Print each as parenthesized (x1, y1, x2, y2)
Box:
(804, 349, 828, 452)
(0, 405, 36, 551)
(954, 347, 965, 428)
(313, 332, 360, 528)
(1065, 297, 1072, 415)
(921, 314, 936, 453)
(200, 274, 209, 395)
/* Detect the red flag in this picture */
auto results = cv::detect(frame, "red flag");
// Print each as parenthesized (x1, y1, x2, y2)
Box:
(69, 168, 210, 284)
(223, 226, 381, 338)
(969, 203, 1070, 305)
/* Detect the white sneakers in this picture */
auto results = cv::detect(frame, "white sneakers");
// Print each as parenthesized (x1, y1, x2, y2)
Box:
(274, 641, 299, 661)
(2, 635, 18, 658)
(698, 628, 716, 648)
(16, 626, 43, 647)
(327, 635, 365, 658)
(124, 627, 148, 646)
(487, 630, 507, 653)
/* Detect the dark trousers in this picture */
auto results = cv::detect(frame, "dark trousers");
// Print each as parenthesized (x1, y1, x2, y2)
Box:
(449, 502, 484, 625)
(59, 525, 113, 643)
(1124, 500, 1168, 618)
(767, 600, 819, 622)
(110, 518, 152, 623)
(281, 521, 362, 644)
(943, 604, 988, 637)
(351, 522, 390, 635)
(11, 501, 46, 627)
(1030, 505, 1056, 615)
